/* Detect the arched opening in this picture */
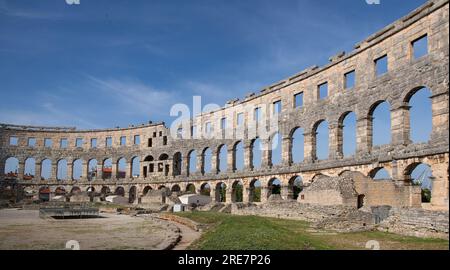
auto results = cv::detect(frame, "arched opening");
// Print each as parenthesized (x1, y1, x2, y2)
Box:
(72, 159, 83, 180)
(102, 158, 112, 179)
(143, 186, 152, 196)
(186, 183, 196, 194)
(131, 156, 140, 177)
(159, 154, 169, 160)
(291, 128, 304, 164)
(370, 101, 391, 146)
(200, 183, 211, 196)
(55, 187, 66, 196)
(24, 158, 35, 180)
(215, 182, 227, 202)
(203, 148, 212, 174)
(267, 178, 282, 199)
(88, 159, 98, 181)
(231, 181, 243, 203)
(369, 167, 392, 180)
(314, 120, 329, 160)
(171, 184, 181, 195)
(39, 186, 51, 202)
(115, 186, 125, 197)
(406, 87, 432, 143)
(129, 186, 137, 203)
(249, 179, 261, 202)
(340, 112, 357, 157)
(4, 157, 19, 178)
(57, 159, 68, 181)
(144, 155, 154, 162)
(100, 186, 111, 200)
(405, 163, 433, 203)
(173, 152, 182, 176)
(251, 138, 262, 169)
(188, 150, 197, 175)
(41, 159, 52, 180)
(288, 176, 303, 200)
(70, 186, 81, 195)
(218, 145, 227, 173)
(271, 132, 282, 166)
(233, 141, 244, 171)
(117, 158, 126, 179)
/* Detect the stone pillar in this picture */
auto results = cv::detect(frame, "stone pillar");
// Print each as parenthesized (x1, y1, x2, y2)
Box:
(261, 139, 271, 168)
(51, 162, 58, 181)
(281, 185, 289, 200)
(211, 149, 219, 174)
(391, 104, 411, 146)
(126, 162, 132, 179)
(82, 160, 88, 181)
(34, 162, 41, 182)
(96, 163, 102, 181)
(430, 91, 449, 143)
(111, 161, 117, 180)
(226, 188, 233, 203)
(303, 131, 315, 162)
(356, 116, 372, 155)
(197, 151, 204, 175)
(282, 136, 292, 166)
(184, 156, 191, 177)
(244, 143, 253, 171)
(67, 161, 73, 181)
(227, 148, 234, 173)
(430, 161, 449, 209)
(242, 186, 249, 203)
(17, 161, 25, 180)
(260, 187, 268, 203)
(329, 122, 343, 159)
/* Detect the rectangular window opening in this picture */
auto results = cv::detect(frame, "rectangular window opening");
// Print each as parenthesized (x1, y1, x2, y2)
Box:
(412, 34, 428, 59)
(318, 82, 328, 100)
(344, 70, 355, 89)
(375, 55, 388, 77)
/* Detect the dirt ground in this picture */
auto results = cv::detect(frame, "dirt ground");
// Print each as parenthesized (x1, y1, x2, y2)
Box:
(0, 208, 180, 250)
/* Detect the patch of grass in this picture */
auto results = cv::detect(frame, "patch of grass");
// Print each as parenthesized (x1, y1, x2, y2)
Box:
(175, 211, 449, 250)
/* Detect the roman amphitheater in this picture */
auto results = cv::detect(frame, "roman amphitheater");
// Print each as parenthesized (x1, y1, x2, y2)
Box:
(1, 0, 449, 239)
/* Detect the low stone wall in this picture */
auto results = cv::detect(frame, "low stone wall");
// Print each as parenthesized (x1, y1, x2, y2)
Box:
(230, 201, 449, 239)
(231, 201, 357, 222)
(378, 207, 449, 239)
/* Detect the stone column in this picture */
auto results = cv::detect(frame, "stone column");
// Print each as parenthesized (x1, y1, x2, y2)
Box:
(18, 161, 25, 180)
(430, 91, 449, 143)
(356, 116, 372, 155)
(111, 161, 117, 180)
(282, 136, 292, 166)
(211, 149, 219, 174)
(430, 161, 449, 209)
(261, 139, 271, 168)
(242, 186, 249, 203)
(197, 151, 204, 175)
(184, 156, 191, 177)
(82, 160, 88, 181)
(227, 148, 234, 173)
(244, 143, 253, 171)
(51, 162, 58, 181)
(303, 131, 315, 162)
(391, 104, 411, 146)
(225, 188, 233, 203)
(329, 122, 343, 159)
(260, 187, 268, 203)
(34, 162, 41, 182)
(67, 160, 73, 181)
(96, 163, 102, 181)
(281, 185, 289, 200)
(126, 162, 132, 179)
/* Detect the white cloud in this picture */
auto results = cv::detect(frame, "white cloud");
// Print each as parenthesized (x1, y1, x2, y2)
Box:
(86, 75, 176, 119)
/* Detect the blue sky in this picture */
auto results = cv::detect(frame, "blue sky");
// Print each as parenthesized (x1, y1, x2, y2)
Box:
(1, 0, 434, 186)
(0, 0, 427, 129)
